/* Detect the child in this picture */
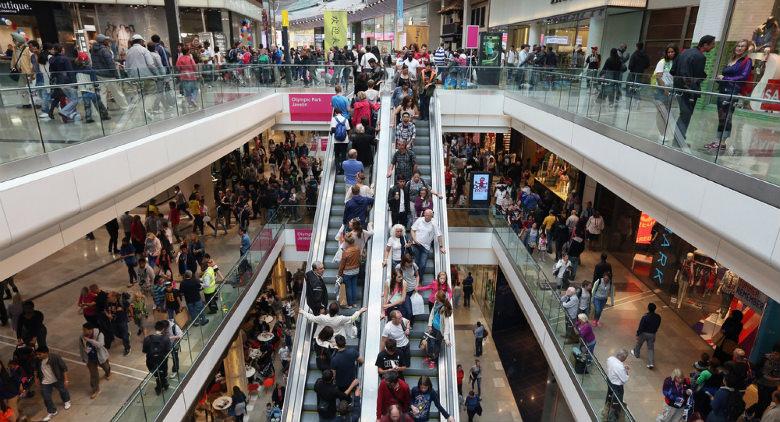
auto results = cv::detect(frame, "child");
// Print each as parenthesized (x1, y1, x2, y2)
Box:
(73, 51, 109, 123)
(151, 276, 166, 311)
(537, 232, 548, 262)
(693, 352, 710, 372)
(130, 291, 148, 336)
(163, 281, 180, 320)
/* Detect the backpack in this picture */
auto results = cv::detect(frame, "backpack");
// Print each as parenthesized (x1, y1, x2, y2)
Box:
(333, 116, 347, 142)
(147, 335, 167, 359)
(227, 48, 238, 63)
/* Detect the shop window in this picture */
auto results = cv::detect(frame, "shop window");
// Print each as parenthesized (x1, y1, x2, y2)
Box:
(643, 6, 698, 64)
(470, 5, 486, 28)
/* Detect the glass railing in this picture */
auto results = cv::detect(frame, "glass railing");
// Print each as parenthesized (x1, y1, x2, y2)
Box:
(449, 207, 634, 421)
(0, 64, 379, 168)
(437, 65, 780, 187)
(111, 204, 309, 422)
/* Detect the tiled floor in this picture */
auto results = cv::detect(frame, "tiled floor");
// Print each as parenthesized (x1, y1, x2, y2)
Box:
(535, 246, 712, 421)
(453, 300, 523, 422)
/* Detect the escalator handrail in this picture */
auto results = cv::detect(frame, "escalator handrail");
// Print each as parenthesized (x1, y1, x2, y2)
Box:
(281, 116, 338, 422)
(360, 91, 395, 421)
(430, 92, 460, 421)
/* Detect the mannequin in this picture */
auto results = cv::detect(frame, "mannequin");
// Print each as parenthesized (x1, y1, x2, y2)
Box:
(718, 270, 740, 317)
(752, 16, 780, 52)
(675, 252, 695, 309)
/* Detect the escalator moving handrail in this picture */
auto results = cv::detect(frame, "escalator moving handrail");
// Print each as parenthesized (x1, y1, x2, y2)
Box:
(430, 92, 460, 421)
(281, 116, 338, 422)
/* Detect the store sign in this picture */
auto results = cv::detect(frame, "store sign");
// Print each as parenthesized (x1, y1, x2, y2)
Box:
(294, 229, 312, 252)
(761, 79, 780, 112)
(321, 136, 328, 152)
(635, 212, 656, 245)
(735, 281, 768, 312)
(652, 226, 674, 286)
(470, 172, 492, 202)
(544, 35, 570, 45)
(0, 1, 31, 14)
(288, 94, 332, 122)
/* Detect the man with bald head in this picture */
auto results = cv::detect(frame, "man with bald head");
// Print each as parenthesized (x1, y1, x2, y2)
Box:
(305, 261, 328, 315)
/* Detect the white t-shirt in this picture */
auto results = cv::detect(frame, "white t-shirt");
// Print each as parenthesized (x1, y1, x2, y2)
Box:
(382, 319, 410, 347)
(41, 358, 57, 385)
(365, 89, 380, 102)
(386, 236, 404, 261)
(404, 58, 420, 79)
(411, 217, 442, 251)
(361, 52, 378, 70)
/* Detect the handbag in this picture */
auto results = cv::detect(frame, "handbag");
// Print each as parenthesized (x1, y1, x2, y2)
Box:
(410, 292, 426, 315)
(9, 46, 26, 82)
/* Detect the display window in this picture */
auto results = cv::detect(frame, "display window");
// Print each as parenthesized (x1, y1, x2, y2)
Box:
(533, 150, 580, 201)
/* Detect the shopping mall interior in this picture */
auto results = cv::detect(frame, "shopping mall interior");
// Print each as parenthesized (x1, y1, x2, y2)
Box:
(1, 0, 780, 421)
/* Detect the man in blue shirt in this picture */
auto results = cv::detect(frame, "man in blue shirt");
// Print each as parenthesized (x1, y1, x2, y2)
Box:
(342, 149, 364, 193)
(239, 228, 251, 256)
(330, 335, 362, 391)
(331, 85, 350, 120)
(343, 186, 374, 227)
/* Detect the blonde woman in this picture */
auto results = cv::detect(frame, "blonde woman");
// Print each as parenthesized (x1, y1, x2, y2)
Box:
(707, 39, 752, 152)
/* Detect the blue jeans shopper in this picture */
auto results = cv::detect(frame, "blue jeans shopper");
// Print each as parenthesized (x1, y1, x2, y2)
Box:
(41, 380, 70, 414)
(413, 244, 430, 279)
(593, 297, 607, 321)
(343, 274, 358, 306)
(187, 301, 208, 325)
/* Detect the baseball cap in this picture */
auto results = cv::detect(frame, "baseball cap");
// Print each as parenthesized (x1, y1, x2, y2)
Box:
(96, 34, 110, 43)
(131, 34, 144, 41)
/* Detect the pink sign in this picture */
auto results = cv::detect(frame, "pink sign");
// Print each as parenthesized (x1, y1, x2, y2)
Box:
(320, 136, 328, 152)
(289, 94, 332, 122)
(465, 25, 480, 49)
(295, 228, 312, 252)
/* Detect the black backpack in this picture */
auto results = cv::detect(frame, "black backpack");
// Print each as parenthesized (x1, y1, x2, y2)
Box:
(147, 335, 167, 359)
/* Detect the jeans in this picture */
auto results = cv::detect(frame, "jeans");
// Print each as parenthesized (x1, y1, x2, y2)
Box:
(187, 301, 207, 325)
(633, 332, 656, 366)
(412, 244, 431, 279)
(343, 273, 359, 306)
(41, 381, 70, 413)
(593, 297, 607, 321)
(81, 91, 107, 120)
(470, 377, 481, 395)
(674, 93, 698, 147)
(112, 319, 131, 352)
(58, 87, 80, 120)
(607, 381, 624, 404)
(475, 337, 483, 356)
(464, 290, 472, 307)
(570, 256, 580, 279)
(171, 347, 179, 373)
(334, 143, 348, 174)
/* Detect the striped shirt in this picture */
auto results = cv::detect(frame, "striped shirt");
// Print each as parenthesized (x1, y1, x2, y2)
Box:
(433, 47, 447, 67)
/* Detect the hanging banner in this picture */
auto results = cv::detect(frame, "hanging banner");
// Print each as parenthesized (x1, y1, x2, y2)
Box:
(465, 25, 480, 49)
(281, 10, 289, 27)
(324, 10, 348, 52)
(635, 212, 657, 245)
(295, 228, 312, 252)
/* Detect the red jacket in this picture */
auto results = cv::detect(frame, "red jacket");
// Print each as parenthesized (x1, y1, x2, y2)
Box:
(352, 100, 372, 128)
(377, 379, 411, 418)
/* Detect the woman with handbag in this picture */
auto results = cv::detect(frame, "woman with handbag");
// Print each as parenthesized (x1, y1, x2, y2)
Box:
(714, 309, 743, 363)
(706, 39, 752, 153)
(395, 254, 420, 324)
(383, 269, 408, 319)
(424, 291, 452, 369)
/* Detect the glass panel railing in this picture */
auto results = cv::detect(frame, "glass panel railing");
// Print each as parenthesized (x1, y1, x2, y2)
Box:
(0, 64, 379, 174)
(449, 207, 634, 421)
(110, 205, 311, 422)
(440, 65, 780, 187)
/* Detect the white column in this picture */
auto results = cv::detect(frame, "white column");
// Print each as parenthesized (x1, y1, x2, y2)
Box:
(694, 0, 731, 42)
(588, 13, 604, 50)
(582, 175, 598, 209)
(528, 21, 541, 46)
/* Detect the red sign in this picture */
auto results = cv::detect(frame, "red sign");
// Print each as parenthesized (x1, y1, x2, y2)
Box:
(761, 79, 780, 111)
(635, 212, 657, 245)
(289, 94, 332, 121)
(320, 136, 328, 152)
(465, 25, 480, 49)
(295, 228, 312, 252)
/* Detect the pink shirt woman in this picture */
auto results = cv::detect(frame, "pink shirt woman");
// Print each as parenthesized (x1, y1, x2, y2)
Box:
(417, 271, 453, 304)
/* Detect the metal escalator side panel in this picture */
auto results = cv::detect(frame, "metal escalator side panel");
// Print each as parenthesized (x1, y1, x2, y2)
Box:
(360, 92, 395, 421)
(282, 127, 338, 422)
(430, 93, 460, 421)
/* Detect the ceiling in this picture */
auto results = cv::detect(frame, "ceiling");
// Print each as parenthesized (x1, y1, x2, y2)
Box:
(283, 0, 430, 29)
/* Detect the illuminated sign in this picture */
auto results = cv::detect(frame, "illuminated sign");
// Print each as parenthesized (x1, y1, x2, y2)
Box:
(635, 212, 656, 245)
(470, 172, 491, 202)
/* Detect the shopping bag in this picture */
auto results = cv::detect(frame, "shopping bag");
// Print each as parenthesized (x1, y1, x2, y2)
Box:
(338, 282, 348, 307)
(175, 306, 190, 328)
(410, 292, 426, 315)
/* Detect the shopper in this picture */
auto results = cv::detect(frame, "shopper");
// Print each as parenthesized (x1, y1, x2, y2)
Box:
(305, 261, 329, 315)
(425, 291, 452, 368)
(78, 322, 111, 399)
(632, 302, 661, 369)
(576, 314, 597, 359)
(593, 253, 613, 283)
(707, 39, 752, 152)
(410, 376, 452, 422)
(314, 369, 356, 421)
(651, 44, 678, 140)
(179, 270, 208, 327)
(142, 320, 172, 395)
(657, 368, 691, 422)
(469, 359, 482, 396)
(388, 177, 412, 228)
(164, 319, 183, 378)
(464, 390, 482, 422)
(337, 233, 362, 309)
(377, 371, 411, 419)
(330, 334, 363, 392)
(473, 322, 486, 357)
(410, 209, 445, 277)
(376, 338, 407, 378)
(606, 349, 630, 405)
(299, 302, 367, 339)
(670, 35, 716, 146)
(17, 300, 46, 349)
(463, 272, 474, 308)
(592, 272, 614, 326)
(35, 346, 71, 421)
(382, 311, 412, 369)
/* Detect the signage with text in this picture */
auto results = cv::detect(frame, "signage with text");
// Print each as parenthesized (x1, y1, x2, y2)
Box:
(470, 172, 492, 203)
(324, 10, 348, 52)
(465, 25, 480, 49)
(295, 228, 312, 252)
(0, 1, 32, 14)
(635, 212, 656, 245)
(288, 94, 332, 122)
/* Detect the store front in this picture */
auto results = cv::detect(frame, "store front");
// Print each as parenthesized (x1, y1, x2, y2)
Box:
(518, 136, 584, 210)
(0, 1, 73, 50)
(594, 183, 770, 357)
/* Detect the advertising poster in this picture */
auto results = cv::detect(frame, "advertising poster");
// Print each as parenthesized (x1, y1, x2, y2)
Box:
(295, 229, 312, 252)
(635, 212, 657, 245)
(465, 25, 480, 49)
(478, 32, 503, 66)
(470, 172, 492, 203)
(324, 10, 348, 52)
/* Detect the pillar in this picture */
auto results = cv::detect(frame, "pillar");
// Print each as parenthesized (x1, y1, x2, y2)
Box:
(581, 175, 597, 209)
(164, 0, 181, 63)
(750, 299, 780, 363)
(272, 257, 288, 298)
(588, 13, 604, 50)
(528, 21, 541, 46)
(223, 330, 248, 394)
